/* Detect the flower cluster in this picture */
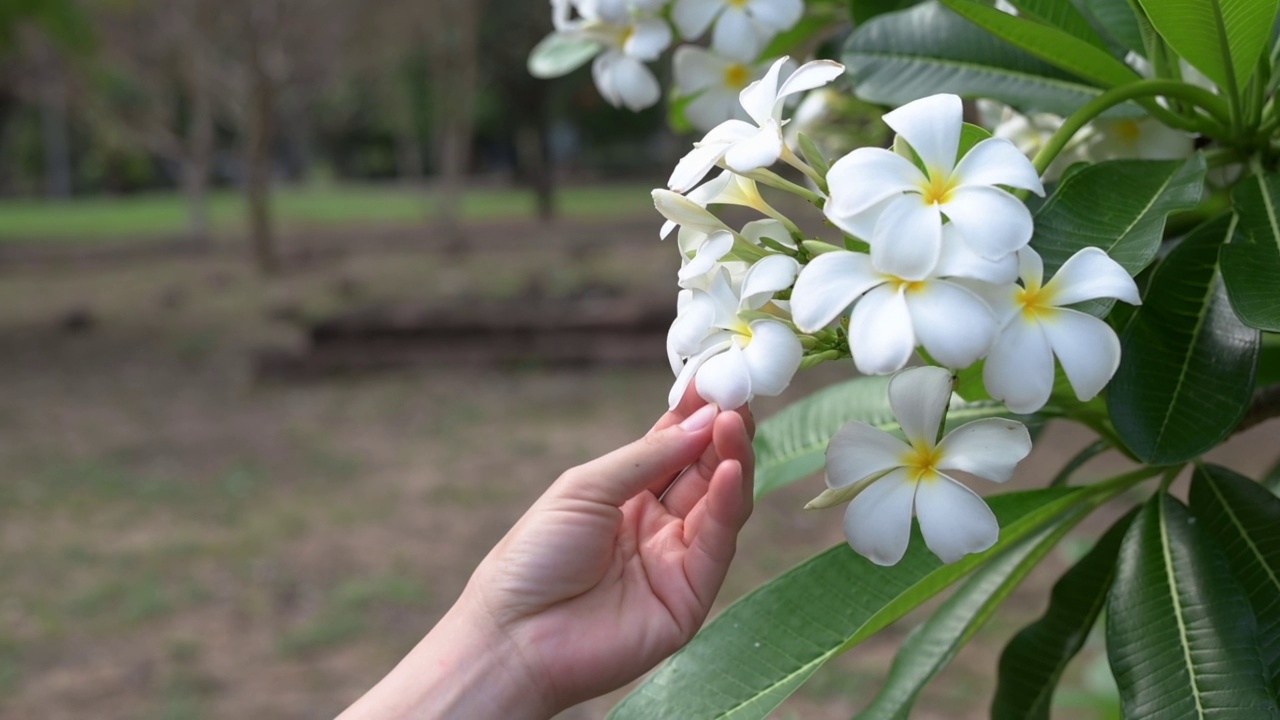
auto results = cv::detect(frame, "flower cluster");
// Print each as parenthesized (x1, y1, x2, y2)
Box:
(530, 0, 805, 130)
(653, 65, 1143, 564)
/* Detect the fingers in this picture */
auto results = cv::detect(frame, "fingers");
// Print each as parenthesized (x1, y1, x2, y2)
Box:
(681, 458, 752, 611)
(555, 404, 720, 508)
(661, 411, 752, 519)
(649, 379, 711, 433)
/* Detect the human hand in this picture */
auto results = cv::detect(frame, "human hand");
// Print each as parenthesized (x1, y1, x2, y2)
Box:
(336, 388, 755, 720)
(460, 390, 756, 715)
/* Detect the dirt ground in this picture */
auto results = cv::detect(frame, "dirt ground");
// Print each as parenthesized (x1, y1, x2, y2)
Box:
(0, 216, 1276, 720)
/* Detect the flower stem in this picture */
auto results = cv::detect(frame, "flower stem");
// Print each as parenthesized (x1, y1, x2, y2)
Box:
(780, 145, 828, 194)
(746, 168, 825, 205)
(1031, 80, 1234, 177)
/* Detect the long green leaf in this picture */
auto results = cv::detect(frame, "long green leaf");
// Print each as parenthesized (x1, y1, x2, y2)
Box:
(1223, 171, 1280, 331)
(854, 506, 1090, 720)
(1080, 0, 1146, 53)
(1005, 0, 1110, 49)
(850, 0, 926, 24)
(1109, 214, 1261, 464)
(1107, 492, 1279, 718)
(842, 2, 1140, 118)
(1136, 0, 1279, 93)
(991, 510, 1135, 720)
(1189, 463, 1280, 694)
(609, 488, 1084, 720)
(941, 0, 1142, 89)
(1031, 156, 1207, 278)
(753, 374, 1035, 498)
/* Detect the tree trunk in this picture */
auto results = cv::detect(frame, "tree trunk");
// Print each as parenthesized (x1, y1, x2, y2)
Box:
(516, 121, 555, 222)
(430, 0, 479, 251)
(244, 1, 280, 274)
(183, 40, 214, 245)
(38, 51, 72, 200)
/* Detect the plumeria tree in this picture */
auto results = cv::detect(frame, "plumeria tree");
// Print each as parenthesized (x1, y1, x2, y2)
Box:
(533, 0, 1280, 716)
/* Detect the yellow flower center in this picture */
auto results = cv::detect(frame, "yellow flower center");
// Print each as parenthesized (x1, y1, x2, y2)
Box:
(1113, 119, 1142, 143)
(1016, 282, 1058, 322)
(727, 0, 749, 7)
(902, 442, 943, 483)
(617, 25, 635, 47)
(723, 63, 750, 90)
(889, 278, 927, 294)
(919, 171, 957, 205)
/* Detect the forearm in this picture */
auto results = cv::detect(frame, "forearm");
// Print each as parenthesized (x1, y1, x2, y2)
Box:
(335, 597, 553, 720)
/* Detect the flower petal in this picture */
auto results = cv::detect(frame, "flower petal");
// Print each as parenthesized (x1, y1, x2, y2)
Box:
(740, 254, 799, 309)
(906, 280, 997, 370)
(747, 0, 804, 30)
(933, 224, 1019, 284)
(742, 319, 802, 396)
(1016, 245, 1044, 290)
(696, 342, 753, 408)
(740, 218, 794, 248)
(673, 44, 727, 94)
(825, 147, 923, 219)
(849, 284, 916, 375)
(712, 7, 764, 63)
(678, 230, 735, 283)
(883, 93, 963, 173)
(668, 338, 732, 408)
(843, 468, 918, 566)
(936, 418, 1032, 483)
(774, 59, 844, 105)
(625, 19, 672, 61)
(870, 194, 943, 281)
(942, 185, 1033, 261)
(983, 318, 1054, 414)
(1043, 247, 1141, 307)
(653, 189, 731, 234)
(724, 123, 784, 174)
(685, 89, 743, 134)
(668, 291, 717, 358)
(738, 56, 787, 126)
(826, 422, 912, 489)
(672, 0, 723, 39)
(888, 364, 953, 446)
(952, 137, 1045, 195)
(1041, 307, 1122, 402)
(915, 475, 999, 564)
(591, 52, 623, 108)
(669, 142, 730, 193)
(827, 194, 893, 242)
(790, 250, 882, 332)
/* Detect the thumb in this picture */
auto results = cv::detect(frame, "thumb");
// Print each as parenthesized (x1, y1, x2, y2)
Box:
(553, 404, 719, 507)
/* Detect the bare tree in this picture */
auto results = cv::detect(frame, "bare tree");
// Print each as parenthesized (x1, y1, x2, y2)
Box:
(427, 0, 481, 247)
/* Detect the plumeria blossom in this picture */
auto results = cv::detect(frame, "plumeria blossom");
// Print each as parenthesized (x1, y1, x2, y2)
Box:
(548, 0, 673, 111)
(823, 366, 1032, 566)
(667, 265, 801, 409)
(973, 247, 1141, 414)
(669, 56, 844, 193)
(673, 46, 772, 132)
(790, 226, 1014, 375)
(671, 0, 803, 62)
(658, 171, 788, 239)
(824, 94, 1045, 280)
(677, 219, 794, 288)
(1080, 117, 1195, 163)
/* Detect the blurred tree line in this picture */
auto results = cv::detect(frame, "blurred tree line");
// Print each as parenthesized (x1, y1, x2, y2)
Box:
(0, 0, 670, 271)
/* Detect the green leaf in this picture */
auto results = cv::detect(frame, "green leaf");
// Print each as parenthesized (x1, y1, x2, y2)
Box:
(850, 0, 926, 25)
(753, 374, 1037, 498)
(1223, 172, 1280, 331)
(609, 487, 1085, 720)
(527, 33, 600, 79)
(940, 0, 1142, 88)
(762, 10, 843, 58)
(1136, 0, 1279, 94)
(1032, 156, 1207, 278)
(1107, 492, 1280, 719)
(1190, 463, 1280, 694)
(843, 1, 1142, 118)
(855, 506, 1090, 720)
(1004, 0, 1110, 49)
(1109, 214, 1261, 464)
(1080, 0, 1147, 53)
(992, 510, 1134, 720)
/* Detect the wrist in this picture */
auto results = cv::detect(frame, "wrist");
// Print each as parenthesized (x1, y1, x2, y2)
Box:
(337, 592, 556, 720)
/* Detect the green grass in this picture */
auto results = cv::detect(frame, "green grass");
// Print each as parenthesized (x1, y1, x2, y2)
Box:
(0, 182, 657, 243)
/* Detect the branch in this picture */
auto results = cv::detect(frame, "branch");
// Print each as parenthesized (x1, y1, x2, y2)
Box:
(1237, 383, 1280, 435)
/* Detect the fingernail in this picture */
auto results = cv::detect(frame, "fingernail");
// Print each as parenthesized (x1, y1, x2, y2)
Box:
(679, 403, 718, 431)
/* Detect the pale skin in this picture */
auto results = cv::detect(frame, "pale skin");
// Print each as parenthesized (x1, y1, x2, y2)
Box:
(337, 386, 756, 719)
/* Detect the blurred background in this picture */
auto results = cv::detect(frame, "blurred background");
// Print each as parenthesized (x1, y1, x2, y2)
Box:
(1, 1, 1274, 719)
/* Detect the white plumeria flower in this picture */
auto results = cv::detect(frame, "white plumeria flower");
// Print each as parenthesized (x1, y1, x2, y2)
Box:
(824, 94, 1045, 281)
(790, 226, 1014, 375)
(659, 170, 794, 240)
(668, 56, 844, 193)
(1080, 117, 1195, 163)
(667, 265, 801, 409)
(974, 247, 1141, 414)
(671, 0, 803, 62)
(826, 366, 1032, 566)
(677, 219, 793, 288)
(550, 0, 672, 112)
(673, 46, 772, 132)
